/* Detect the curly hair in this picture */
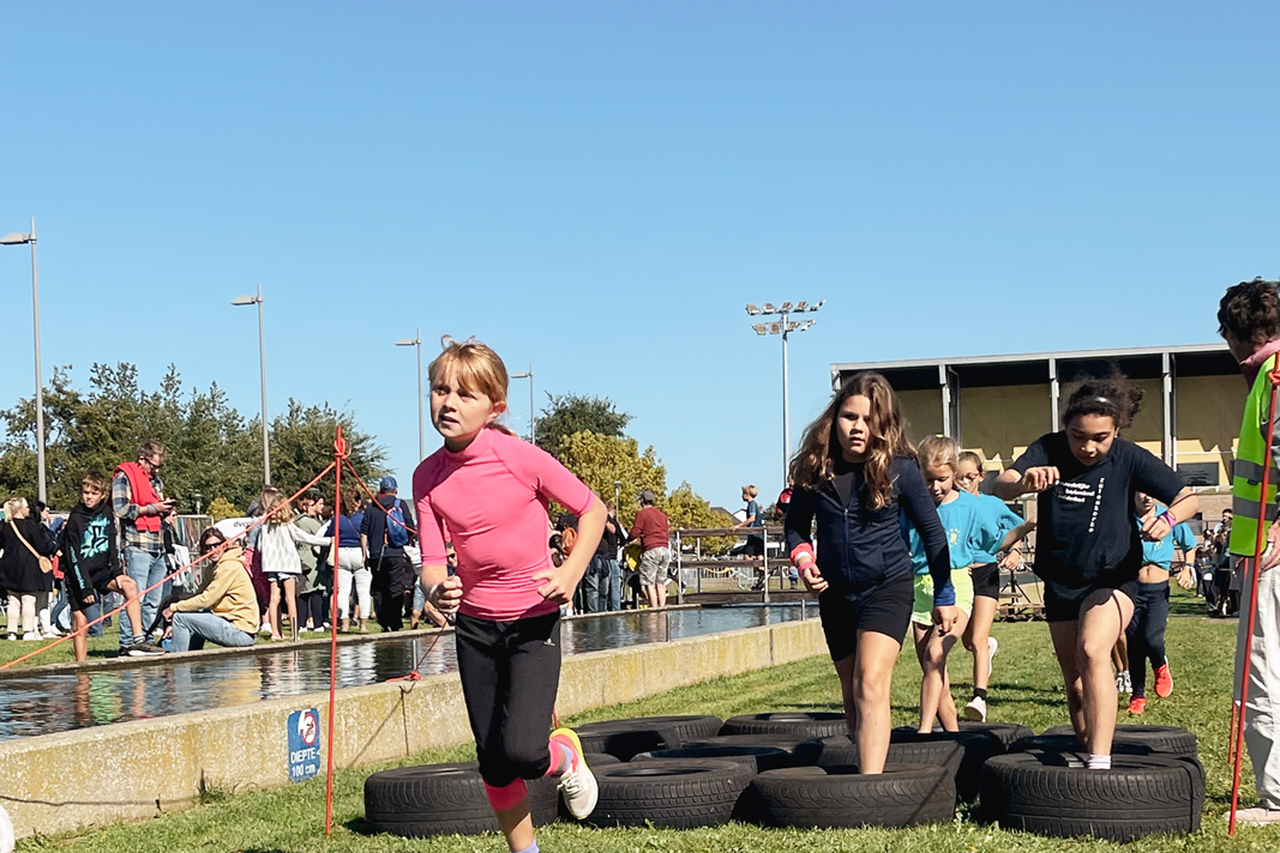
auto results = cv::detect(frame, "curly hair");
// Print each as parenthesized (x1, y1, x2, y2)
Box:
(789, 372, 913, 510)
(1218, 278, 1280, 346)
(1062, 369, 1143, 431)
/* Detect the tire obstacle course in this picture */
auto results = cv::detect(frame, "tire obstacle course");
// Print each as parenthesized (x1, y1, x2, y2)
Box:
(362, 713, 1205, 841)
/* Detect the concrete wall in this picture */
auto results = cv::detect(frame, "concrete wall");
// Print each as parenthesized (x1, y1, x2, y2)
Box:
(0, 617, 825, 839)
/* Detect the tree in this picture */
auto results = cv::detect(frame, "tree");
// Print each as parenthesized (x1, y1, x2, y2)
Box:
(268, 399, 388, 512)
(535, 393, 631, 457)
(665, 481, 736, 555)
(554, 430, 665, 525)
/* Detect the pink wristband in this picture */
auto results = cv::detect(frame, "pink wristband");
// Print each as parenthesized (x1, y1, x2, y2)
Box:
(1159, 510, 1176, 528)
(790, 543, 815, 567)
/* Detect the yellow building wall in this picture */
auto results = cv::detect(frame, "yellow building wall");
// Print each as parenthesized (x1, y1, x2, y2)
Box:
(1175, 374, 1245, 486)
(900, 388, 943, 440)
(958, 384, 1052, 466)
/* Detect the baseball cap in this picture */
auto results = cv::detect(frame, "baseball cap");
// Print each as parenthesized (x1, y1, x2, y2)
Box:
(379, 476, 398, 492)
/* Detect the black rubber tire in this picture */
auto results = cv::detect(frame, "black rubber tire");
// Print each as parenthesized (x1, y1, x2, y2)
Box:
(742, 764, 956, 828)
(956, 721, 1035, 748)
(586, 758, 756, 828)
(577, 726, 682, 760)
(635, 745, 794, 773)
(722, 712, 849, 739)
(584, 752, 622, 767)
(1038, 724, 1198, 758)
(890, 727, 1004, 803)
(578, 714, 722, 741)
(682, 733, 812, 755)
(980, 751, 1205, 841)
(795, 735, 964, 777)
(364, 762, 558, 837)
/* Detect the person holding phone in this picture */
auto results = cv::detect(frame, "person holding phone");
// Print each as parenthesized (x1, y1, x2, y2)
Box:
(112, 439, 177, 654)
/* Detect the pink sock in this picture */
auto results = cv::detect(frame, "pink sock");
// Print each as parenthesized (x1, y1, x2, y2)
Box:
(544, 736, 576, 776)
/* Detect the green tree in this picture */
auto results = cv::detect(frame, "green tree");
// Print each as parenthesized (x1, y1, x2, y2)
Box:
(665, 481, 736, 555)
(555, 430, 665, 524)
(268, 399, 388, 511)
(535, 393, 632, 457)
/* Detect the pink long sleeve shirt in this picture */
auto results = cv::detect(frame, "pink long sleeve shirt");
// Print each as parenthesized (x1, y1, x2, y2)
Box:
(412, 427, 595, 621)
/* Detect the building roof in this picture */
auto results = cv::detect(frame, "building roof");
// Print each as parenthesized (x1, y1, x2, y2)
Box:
(831, 342, 1235, 391)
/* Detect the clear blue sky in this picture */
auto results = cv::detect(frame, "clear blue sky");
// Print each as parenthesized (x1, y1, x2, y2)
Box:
(3, 2, 1277, 510)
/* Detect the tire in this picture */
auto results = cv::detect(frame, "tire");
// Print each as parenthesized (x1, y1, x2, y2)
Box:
(980, 751, 1205, 841)
(795, 735, 963, 777)
(576, 725, 683, 760)
(957, 721, 1034, 749)
(742, 764, 955, 828)
(584, 752, 622, 767)
(364, 762, 559, 837)
(1039, 724, 1197, 758)
(635, 745, 794, 773)
(576, 714, 724, 743)
(722, 712, 849, 739)
(890, 727, 1004, 803)
(586, 759, 756, 828)
(682, 734, 812, 755)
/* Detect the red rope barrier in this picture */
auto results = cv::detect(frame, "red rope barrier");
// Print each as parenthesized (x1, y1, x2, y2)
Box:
(1229, 366, 1280, 834)
(324, 429, 347, 835)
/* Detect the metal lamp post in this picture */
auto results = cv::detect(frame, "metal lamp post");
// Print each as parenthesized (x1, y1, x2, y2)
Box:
(746, 300, 824, 482)
(396, 329, 425, 460)
(1, 218, 46, 503)
(231, 284, 271, 486)
(511, 364, 535, 443)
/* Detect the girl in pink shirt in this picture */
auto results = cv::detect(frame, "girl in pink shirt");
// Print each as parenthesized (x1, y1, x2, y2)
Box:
(415, 338, 606, 853)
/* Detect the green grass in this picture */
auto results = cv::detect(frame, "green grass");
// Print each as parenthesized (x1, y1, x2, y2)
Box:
(20, 588, 1280, 852)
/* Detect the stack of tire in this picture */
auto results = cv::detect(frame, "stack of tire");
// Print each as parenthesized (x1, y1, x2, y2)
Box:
(361, 715, 1203, 841)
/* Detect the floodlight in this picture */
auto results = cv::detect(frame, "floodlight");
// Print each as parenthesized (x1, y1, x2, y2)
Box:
(795, 301, 808, 311)
(762, 302, 776, 313)
(768, 322, 781, 334)
(746, 304, 760, 315)
(752, 323, 767, 335)
(800, 320, 817, 331)
(779, 301, 792, 313)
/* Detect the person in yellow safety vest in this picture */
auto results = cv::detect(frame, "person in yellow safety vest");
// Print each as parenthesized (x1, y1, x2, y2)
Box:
(1220, 276, 1280, 827)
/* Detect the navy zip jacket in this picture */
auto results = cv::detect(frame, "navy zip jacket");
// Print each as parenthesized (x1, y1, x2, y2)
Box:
(784, 455, 955, 606)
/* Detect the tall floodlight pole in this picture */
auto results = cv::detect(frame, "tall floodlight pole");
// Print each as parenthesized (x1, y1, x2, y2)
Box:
(232, 284, 271, 485)
(746, 300, 824, 482)
(396, 329, 425, 460)
(1, 219, 45, 503)
(511, 364, 535, 443)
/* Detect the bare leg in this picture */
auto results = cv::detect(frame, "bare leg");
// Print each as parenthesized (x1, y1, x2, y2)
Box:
(965, 595, 998, 691)
(109, 576, 146, 641)
(268, 583, 282, 639)
(939, 668, 959, 731)
(1049, 620, 1087, 742)
(919, 612, 969, 733)
(656, 582, 667, 608)
(71, 610, 89, 662)
(854, 630, 904, 774)
(1112, 633, 1129, 674)
(495, 798, 534, 852)
(282, 577, 298, 640)
(834, 653, 858, 736)
(1078, 588, 1135, 756)
(644, 584, 660, 609)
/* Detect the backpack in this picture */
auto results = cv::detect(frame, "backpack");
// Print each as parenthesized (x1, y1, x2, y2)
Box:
(384, 500, 410, 548)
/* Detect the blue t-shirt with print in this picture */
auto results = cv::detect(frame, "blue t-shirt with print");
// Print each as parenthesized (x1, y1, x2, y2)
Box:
(1135, 502, 1198, 570)
(970, 494, 1025, 564)
(907, 490, 1005, 575)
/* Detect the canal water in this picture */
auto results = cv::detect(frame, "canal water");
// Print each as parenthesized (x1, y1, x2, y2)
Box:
(0, 604, 812, 740)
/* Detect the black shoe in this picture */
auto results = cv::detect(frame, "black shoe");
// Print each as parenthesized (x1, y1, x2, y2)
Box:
(126, 641, 166, 657)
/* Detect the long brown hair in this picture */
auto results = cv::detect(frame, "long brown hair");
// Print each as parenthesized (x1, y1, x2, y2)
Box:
(789, 372, 914, 509)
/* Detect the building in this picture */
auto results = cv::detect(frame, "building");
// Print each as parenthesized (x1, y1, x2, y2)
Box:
(830, 343, 1241, 522)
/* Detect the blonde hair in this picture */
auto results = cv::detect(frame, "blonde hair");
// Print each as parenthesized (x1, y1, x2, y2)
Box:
(3, 496, 27, 520)
(742, 484, 758, 498)
(790, 372, 913, 510)
(917, 435, 960, 474)
(427, 337, 516, 436)
(259, 487, 295, 525)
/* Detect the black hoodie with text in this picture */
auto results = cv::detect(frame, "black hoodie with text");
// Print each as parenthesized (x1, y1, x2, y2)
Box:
(58, 501, 120, 605)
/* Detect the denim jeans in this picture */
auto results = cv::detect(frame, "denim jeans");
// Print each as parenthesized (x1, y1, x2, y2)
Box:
(171, 611, 256, 652)
(121, 546, 170, 648)
(581, 557, 605, 613)
(597, 557, 621, 612)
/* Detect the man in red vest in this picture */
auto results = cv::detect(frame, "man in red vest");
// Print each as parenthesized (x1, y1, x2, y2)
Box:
(112, 439, 176, 655)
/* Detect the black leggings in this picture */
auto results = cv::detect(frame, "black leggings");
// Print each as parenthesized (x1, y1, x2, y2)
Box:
(296, 590, 327, 627)
(454, 611, 561, 787)
(1125, 581, 1170, 699)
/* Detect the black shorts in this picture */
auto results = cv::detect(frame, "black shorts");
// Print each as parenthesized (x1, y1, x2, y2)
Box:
(69, 576, 116, 613)
(818, 576, 913, 661)
(1043, 578, 1140, 623)
(971, 563, 1000, 600)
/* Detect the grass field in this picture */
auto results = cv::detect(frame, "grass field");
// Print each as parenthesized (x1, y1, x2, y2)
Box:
(19, 588, 1280, 852)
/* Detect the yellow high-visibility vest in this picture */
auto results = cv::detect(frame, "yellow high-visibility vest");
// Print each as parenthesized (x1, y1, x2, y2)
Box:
(1231, 354, 1280, 556)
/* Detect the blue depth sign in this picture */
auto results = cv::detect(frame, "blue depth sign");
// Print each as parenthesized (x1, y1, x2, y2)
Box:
(287, 708, 322, 783)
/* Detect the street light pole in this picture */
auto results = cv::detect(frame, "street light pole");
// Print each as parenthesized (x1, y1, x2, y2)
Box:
(746, 300, 824, 483)
(511, 364, 535, 443)
(396, 329, 425, 460)
(1, 218, 45, 503)
(232, 284, 270, 486)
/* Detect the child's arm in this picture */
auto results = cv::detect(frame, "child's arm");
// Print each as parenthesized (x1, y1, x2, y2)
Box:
(994, 438, 1057, 500)
(534, 495, 607, 605)
(784, 486, 824, 593)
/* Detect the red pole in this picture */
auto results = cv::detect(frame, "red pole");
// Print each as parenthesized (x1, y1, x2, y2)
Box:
(324, 428, 347, 835)
(1229, 369, 1280, 834)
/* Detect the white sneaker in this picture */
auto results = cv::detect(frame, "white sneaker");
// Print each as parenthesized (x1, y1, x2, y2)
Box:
(964, 695, 988, 722)
(987, 636, 999, 668)
(260, 622, 272, 635)
(1116, 670, 1132, 694)
(1232, 806, 1280, 826)
(551, 727, 598, 819)
(20, 632, 38, 641)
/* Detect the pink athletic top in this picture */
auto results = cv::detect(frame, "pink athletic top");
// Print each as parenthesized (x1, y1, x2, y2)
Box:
(413, 426, 595, 621)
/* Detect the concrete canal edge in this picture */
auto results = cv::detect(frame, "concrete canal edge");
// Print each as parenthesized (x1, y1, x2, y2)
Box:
(0, 617, 824, 838)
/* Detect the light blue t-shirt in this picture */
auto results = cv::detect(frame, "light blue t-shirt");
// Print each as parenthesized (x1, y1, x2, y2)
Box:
(908, 490, 1006, 575)
(1135, 502, 1198, 570)
(971, 493, 1025, 564)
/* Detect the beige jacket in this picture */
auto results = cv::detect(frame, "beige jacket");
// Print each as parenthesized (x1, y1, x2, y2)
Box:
(171, 546, 260, 634)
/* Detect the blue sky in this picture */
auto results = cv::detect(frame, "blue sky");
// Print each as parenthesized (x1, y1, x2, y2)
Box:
(3, 2, 1277, 511)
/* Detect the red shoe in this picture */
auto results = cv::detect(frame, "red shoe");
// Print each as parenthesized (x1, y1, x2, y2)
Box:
(1127, 696, 1147, 715)
(1154, 661, 1173, 698)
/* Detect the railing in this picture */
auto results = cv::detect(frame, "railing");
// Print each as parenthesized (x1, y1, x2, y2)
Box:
(671, 525, 787, 604)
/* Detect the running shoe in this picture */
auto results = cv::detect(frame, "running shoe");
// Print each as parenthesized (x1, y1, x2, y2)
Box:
(987, 635, 999, 666)
(1116, 670, 1132, 694)
(963, 695, 988, 722)
(1154, 660, 1173, 698)
(1127, 696, 1147, 715)
(550, 726, 598, 820)
(1231, 806, 1280, 826)
(126, 641, 166, 657)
